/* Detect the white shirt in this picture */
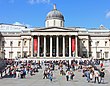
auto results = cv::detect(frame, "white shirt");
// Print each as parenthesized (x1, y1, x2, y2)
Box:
(94, 70, 99, 77)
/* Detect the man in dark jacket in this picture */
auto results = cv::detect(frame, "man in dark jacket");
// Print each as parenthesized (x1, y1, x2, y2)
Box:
(99, 69, 105, 83)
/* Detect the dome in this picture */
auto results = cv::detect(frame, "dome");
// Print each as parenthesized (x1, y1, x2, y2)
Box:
(46, 5, 64, 21)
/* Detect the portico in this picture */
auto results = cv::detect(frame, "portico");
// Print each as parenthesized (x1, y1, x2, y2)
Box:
(31, 27, 78, 58)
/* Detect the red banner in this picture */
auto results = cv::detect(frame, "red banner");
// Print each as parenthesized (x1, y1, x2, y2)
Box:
(34, 37, 38, 53)
(72, 37, 75, 52)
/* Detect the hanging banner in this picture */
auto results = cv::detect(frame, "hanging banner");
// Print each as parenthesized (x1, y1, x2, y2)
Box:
(72, 37, 75, 52)
(34, 37, 38, 53)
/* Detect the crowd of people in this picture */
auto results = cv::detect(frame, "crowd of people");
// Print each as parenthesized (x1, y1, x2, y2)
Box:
(82, 65, 105, 84)
(42, 59, 106, 84)
(0, 58, 107, 84)
(0, 59, 41, 79)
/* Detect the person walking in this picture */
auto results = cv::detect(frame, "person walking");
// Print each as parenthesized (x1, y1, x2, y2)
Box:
(49, 71, 53, 81)
(43, 70, 48, 79)
(85, 69, 90, 82)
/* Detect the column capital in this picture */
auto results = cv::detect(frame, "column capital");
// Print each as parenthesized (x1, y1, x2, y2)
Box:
(37, 35, 41, 37)
(69, 35, 72, 37)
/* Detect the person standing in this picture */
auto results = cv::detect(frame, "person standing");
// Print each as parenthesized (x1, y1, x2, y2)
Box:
(66, 70, 69, 81)
(99, 69, 105, 83)
(70, 70, 74, 80)
(85, 69, 90, 82)
(94, 69, 100, 84)
(100, 63, 103, 68)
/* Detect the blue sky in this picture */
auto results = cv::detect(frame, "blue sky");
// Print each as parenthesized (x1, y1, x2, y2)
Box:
(0, 0, 110, 29)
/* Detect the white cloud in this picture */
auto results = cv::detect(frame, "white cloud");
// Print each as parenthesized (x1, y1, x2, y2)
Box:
(106, 11, 110, 18)
(13, 22, 31, 27)
(13, 22, 23, 25)
(28, 0, 50, 4)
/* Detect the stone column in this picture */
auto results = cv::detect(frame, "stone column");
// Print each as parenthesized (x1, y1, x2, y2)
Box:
(37, 36, 40, 57)
(28, 39, 30, 57)
(75, 36, 78, 57)
(50, 36, 52, 57)
(44, 36, 46, 57)
(63, 36, 65, 57)
(69, 36, 71, 57)
(31, 37, 34, 57)
(56, 36, 59, 57)
(21, 39, 23, 57)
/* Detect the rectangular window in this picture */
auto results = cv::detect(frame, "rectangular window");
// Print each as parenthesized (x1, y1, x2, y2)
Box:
(24, 41, 27, 46)
(105, 41, 107, 46)
(10, 41, 13, 46)
(96, 52, 100, 58)
(18, 41, 21, 46)
(9, 52, 13, 59)
(23, 51, 27, 57)
(2, 41, 5, 46)
(89, 52, 92, 57)
(105, 52, 108, 58)
(96, 41, 99, 46)
(17, 52, 21, 57)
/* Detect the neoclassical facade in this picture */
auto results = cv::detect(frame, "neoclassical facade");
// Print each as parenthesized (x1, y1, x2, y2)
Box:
(0, 5, 110, 60)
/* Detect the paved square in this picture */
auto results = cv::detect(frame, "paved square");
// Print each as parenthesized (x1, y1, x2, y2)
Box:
(0, 65, 110, 86)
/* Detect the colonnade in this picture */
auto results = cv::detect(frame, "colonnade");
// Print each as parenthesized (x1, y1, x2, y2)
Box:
(31, 35, 78, 58)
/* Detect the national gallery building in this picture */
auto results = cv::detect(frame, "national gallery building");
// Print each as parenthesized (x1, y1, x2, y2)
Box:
(0, 5, 110, 60)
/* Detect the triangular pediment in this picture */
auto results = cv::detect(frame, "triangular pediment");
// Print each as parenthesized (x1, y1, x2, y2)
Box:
(34, 27, 77, 32)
